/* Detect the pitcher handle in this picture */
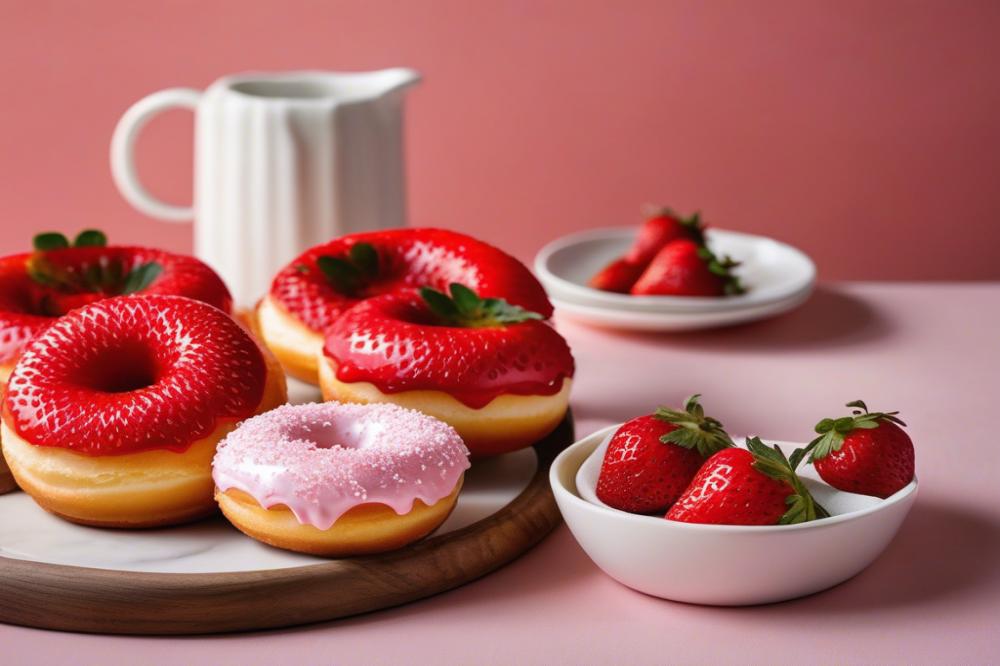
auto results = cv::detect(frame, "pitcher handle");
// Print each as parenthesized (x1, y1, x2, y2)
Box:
(110, 88, 201, 222)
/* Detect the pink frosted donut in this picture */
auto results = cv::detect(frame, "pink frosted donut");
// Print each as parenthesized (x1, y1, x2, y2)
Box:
(212, 402, 470, 556)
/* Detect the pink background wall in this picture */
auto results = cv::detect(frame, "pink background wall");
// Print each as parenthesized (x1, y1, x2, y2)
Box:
(1, 0, 997, 280)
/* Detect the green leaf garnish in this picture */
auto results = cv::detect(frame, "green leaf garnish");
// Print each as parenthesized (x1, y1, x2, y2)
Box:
(655, 393, 734, 457)
(33, 233, 70, 251)
(73, 229, 107, 247)
(316, 255, 362, 295)
(348, 242, 378, 277)
(746, 436, 829, 524)
(695, 245, 745, 295)
(420, 287, 461, 320)
(419, 283, 545, 328)
(315, 243, 379, 295)
(121, 261, 162, 294)
(801, 400, 907, 463)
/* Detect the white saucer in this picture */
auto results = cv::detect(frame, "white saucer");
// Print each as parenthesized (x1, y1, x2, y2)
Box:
(534, 227, 816, 315)
(551, 287, 811, 331)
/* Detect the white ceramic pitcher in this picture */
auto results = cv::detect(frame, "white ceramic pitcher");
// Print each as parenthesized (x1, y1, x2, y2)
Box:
(111, 69, 420, 306)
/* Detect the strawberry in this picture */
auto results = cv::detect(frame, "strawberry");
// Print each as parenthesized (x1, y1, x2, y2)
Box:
(595, 394, 734, 514)
(666, 437, 829, 525)
(625, 207, 706, 265)
(630, 238, 744, 297)
(589, 207, 705, 293)
(588, 257, 645, 293)
(804, 400, 914, 498)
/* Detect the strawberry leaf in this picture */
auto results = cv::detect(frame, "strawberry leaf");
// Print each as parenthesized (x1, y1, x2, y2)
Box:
(846, 399, 868, 413)
(121, 261, 162, 294)
(655, 394, 734, 457)
(694, 244, 744, 295)
(420, 286, 461, 321)
(73, 229, 107, 247)
(317, 255, 362, 295)
(746, 437, 829, 524)
(316, 243, 380, 295)
(348, 242, 378, 277)
(807, 399, 907, 463)
(420, 284, 544, 328)
(33, 232, 70, 251)
(449, 283, 482, 316)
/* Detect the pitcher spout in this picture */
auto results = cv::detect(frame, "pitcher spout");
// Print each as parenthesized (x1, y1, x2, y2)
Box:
(362, 67, 422, 98)
(320, 68, 421, 104)
(217, 69, 420, 105)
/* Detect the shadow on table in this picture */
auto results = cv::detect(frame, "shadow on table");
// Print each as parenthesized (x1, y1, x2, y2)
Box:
(802, 500, 1000, 612)
(566, 285, 892, 352)
(709, 499, 1000, 617)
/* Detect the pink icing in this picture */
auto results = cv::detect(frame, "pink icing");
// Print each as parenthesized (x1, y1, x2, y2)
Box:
(211, 402, 470, 530)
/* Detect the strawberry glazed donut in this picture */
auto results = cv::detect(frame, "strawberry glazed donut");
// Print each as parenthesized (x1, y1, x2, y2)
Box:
(318, 286, 574, 457)
(213, 402, 470, 556)
(1, 295, 286, 527)
(257, 228, 553, 384)
(0, 231, 233, 494)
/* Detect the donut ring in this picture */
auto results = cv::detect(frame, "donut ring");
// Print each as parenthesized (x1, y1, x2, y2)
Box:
(257, 228, 553, 383)
(319, 292, 574, 457)
(1, 295, 286, 527)
(0, 245, 232, 494)
(213, 402, 470, 556)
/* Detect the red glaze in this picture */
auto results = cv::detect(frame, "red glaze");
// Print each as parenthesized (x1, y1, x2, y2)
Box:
(814, 421, 914, 499)
(0, 246, 232, 366)
(270, 228, 553, 332)
(595, 415, 705, 514)
(3, 295, 266, 455)
(323, 293, 574, 409)
(666, 448, 793, 525)
(631, 239, 726, 297)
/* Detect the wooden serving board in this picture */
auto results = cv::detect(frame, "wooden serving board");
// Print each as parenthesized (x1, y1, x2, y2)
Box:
(0, 413, 573, 635)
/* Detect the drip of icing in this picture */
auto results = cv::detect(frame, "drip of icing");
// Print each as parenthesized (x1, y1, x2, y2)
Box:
(212, 402, 470, 530)
(324, 294, 575, 409)
(334, 366, 568, 409)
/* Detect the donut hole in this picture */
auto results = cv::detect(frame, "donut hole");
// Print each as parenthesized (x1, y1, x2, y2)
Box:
(73, 341, 162, 393)
(286, 419, 378, 451)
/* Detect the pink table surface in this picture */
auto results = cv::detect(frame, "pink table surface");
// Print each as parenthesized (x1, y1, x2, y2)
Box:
(2, 282, 998, 664)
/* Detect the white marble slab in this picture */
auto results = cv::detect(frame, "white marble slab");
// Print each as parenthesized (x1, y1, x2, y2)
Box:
(0, 377, 538, 573)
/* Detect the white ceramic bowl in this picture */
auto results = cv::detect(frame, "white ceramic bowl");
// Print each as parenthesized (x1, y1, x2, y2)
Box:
(534, 227, 816, 314)
(550, 426, 918, 606)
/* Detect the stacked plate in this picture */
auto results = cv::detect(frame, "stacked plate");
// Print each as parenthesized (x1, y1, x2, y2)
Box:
(534, 228, 816, 331)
